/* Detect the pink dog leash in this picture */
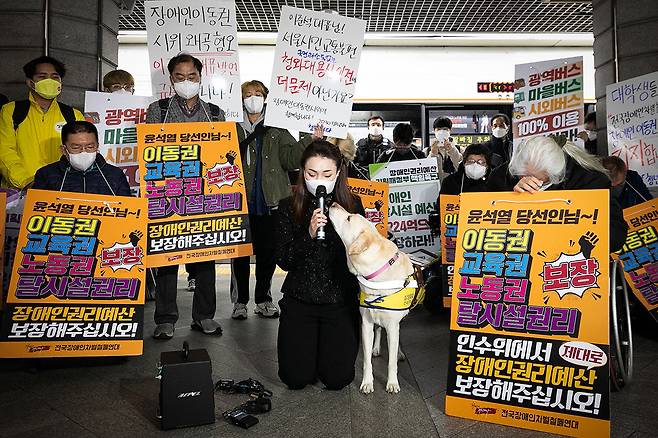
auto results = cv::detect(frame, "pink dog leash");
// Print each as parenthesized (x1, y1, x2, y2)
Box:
(363, 252, 400, 280)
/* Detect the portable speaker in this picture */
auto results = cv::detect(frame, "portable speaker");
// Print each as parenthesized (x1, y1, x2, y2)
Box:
(159, 342, 215, 430)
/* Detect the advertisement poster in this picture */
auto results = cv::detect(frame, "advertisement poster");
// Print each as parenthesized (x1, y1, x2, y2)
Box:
(0, 190, 147, 358)
(84, 91, 151, 194)
(1, 189, 26, 303)
(606, 71, 658, 187)
(445, 190, 610, 437)
(347, 178, 388, 237)
(265, 6, 366, 138)
(440, 194, 459, 308)
(513, 57, 584, 150)
(612, 198, 658, 321)
(137, 122, 253, 267)
(370, 158, 440, 263)
(145, 0, 243, 121)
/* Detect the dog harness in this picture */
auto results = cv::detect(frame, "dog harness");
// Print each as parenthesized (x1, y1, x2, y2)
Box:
(363, 252, 401, 280)
(358, 275, 426, 312)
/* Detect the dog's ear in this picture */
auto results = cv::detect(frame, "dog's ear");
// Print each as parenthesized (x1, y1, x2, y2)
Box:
(348, 230, 371, 256)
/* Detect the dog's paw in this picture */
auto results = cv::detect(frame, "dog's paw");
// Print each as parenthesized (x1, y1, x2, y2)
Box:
(386, 381, 400, 394)
(372, 347, 381, 357)
(397, 350, 406, 361)
(360, 380, 375, 394)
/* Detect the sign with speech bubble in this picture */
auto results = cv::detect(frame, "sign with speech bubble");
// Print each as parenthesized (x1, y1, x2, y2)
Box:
(445, 189, 611, 438)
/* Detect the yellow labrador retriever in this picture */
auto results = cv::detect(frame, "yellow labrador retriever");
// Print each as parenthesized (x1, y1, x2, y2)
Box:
(329, 203, 418, 394)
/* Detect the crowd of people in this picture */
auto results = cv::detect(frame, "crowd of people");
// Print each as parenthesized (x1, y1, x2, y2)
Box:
(0, 53, 652, 391)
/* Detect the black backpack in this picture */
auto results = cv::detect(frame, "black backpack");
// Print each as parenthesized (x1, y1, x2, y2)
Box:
(157, 98, 222, 122)
(12, 99, 76, 130)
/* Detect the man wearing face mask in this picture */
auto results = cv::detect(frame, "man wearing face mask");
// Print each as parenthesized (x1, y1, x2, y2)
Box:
(32, 121, 131, 195)
(0, 56, 84, 189)
(102, 70, 135, 95)
(354, 116, 394, 175)
(602, 156, 653, 209)
(440, 143, 492, 197)
(483, 113, 513, 168)
(145, 54, 226, 340)
(577, 112, 598, 155)
(230, 79, 323, 321)
(426, 116, 462, 182)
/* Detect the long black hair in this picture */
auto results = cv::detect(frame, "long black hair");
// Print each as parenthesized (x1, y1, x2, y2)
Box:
(292, 140, 355, 224)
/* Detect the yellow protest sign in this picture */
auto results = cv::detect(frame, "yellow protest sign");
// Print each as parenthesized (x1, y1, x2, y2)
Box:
(347, 178, 388, 237)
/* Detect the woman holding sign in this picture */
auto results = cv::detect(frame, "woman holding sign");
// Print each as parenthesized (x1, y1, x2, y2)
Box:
(487, 135, 628, 252)
(230, 80, 323, 320)
(276, 140, 364, 390)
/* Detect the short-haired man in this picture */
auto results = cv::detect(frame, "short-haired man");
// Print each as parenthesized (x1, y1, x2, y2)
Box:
(426, 116, 462, 182)
(354, 115, 394, 173)
(377, 123, 426, 162)
(145, 54, 225, 340)
(33, 120, 131, 196)
(602, 156, 653, 209)
(0, 56, 84, 189)
(103, 69, 135, 94)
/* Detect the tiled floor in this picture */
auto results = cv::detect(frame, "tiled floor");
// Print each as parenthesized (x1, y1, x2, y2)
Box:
(1, 266, 657, 437)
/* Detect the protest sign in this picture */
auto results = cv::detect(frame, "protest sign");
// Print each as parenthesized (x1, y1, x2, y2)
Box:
(347, 178, 388, 237)
(612, 198, 658, 321)
(513, 57, 585, 149)
(145, 0, 242, 121)
(137, 122, 253, 267)
(0, 190, 147, 358)
(265, 6, 366, 138)
(606, 71, 658, 187)
(84, 91, 151, 194)
(446, 190, 610, 437)
(440, 194, 460, 308)
(370, 158, 440, 263)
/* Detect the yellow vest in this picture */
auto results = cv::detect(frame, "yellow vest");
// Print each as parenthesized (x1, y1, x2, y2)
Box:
(0, 93, 84, 188)
(359, 278, 425, 311)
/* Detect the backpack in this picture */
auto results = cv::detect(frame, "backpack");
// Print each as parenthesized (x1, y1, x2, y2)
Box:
(12, 99, 76, 130)
(157, 98, 222, 122)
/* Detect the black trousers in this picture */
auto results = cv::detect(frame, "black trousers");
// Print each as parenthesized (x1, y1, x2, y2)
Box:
(277, 295, 359, 390)
(230, 213, 277, 305)
(154, 261, 216, 325)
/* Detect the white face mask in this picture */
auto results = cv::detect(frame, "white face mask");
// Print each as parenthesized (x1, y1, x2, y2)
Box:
(464, 163, 487, 180)
(68, 151, 97, 172)
(112, 89, 132, 95)
(492, 127, 508, 139)
(305, 174, 339, 197)
(587, 130, 597, 141)
(173, 80, 200, 100)
(244, 95, 264, 114)
(368, 125, 383, 137)
(434, 130, 450, 142)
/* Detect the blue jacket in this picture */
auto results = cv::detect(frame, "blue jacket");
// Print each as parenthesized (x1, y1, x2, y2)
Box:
(617, 169, 653, 209)
(32, 155, 131, 196)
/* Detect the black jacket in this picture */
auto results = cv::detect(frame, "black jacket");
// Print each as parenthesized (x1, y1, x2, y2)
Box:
(487, 156, 628, 252)
(376, 146, 426, 163)
(354, 136, 394, 168)
(33, 155, 131, 196)
(484, 137, 512, 168)
(616, 169, 653, 209)
(276, 194, 364, 305)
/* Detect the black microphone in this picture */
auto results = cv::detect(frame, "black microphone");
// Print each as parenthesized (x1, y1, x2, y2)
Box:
(316, 185, 327, 240)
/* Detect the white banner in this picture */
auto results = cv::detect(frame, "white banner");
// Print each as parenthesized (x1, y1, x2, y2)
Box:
(145, 0, 243, 121)
(84, 92, 152, 195)
(606, 71, 658, 187)
(513, 57, 585, 150)
(369, 158, 440, 263)
(265, 6, 366, 138)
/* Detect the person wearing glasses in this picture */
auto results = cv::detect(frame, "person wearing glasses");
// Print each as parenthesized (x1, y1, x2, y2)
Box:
(102, 70, 135, 95)
(32, 120, 131, 196)
(439, 143, 492, 197)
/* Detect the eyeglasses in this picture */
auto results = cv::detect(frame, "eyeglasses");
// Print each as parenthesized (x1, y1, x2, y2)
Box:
(66, 143, 98, 153)
(108, 84, 134, 92)
(465, 159, 486, 166)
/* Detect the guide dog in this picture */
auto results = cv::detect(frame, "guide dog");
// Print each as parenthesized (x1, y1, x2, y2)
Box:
(329, 203, 423, 394)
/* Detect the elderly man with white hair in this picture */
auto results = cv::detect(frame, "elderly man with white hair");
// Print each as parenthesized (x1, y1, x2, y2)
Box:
(487, 135, 628, 252)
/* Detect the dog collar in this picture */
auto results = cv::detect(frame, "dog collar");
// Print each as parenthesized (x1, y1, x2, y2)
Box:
(363, 252, 400, 280)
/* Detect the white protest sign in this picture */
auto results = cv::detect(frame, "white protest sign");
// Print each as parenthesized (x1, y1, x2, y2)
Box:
(513, 57, 585, 150)
(84, 91, 152, 194)
(145, 0, 242, 121)
(265, 6, 366, 138)
(606, 71, 658, 187)
(369, 158, 441, 263)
